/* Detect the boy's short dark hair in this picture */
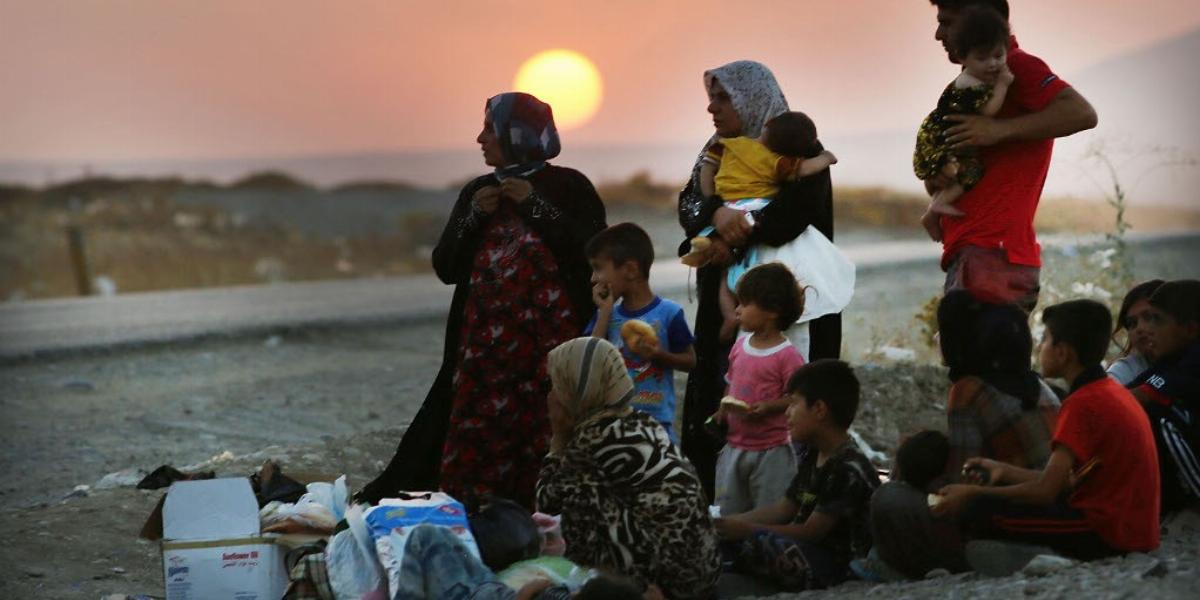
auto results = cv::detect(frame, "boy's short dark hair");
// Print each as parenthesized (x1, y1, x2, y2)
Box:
(1149, 279, 1200, 326)
(575, 573, 644, 600)
(896, 430, 949, 491)
(1041, 299, 1113, 367)
(585, 222, 654, 279)
(929, 0, 1010, 20)
(948, 4, 1010, 60)
(735, 263, 805, 331)
(764, 112, 818, 158)
(786, 359, 860, 430)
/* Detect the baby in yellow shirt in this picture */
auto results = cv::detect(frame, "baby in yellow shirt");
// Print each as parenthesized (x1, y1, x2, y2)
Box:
(684, 111, 838, 343)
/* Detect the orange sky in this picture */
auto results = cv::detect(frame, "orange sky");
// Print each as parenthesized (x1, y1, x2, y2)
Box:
(2, 0, 1199, 163)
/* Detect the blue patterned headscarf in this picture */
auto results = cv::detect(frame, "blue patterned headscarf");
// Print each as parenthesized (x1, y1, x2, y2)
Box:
(486, 92, 561, 180)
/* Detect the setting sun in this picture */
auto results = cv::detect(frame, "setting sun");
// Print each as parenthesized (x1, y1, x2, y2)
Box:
(513, 49, 603, 131)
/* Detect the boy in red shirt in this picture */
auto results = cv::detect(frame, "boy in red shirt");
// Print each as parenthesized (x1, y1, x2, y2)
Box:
(935, 299, 1160, 560)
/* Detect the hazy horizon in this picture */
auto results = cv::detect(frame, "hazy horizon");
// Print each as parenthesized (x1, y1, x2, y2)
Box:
(3, 2, 1198, 205)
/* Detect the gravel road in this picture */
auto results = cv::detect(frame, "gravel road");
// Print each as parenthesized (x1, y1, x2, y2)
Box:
(0, 233, 1197, 598)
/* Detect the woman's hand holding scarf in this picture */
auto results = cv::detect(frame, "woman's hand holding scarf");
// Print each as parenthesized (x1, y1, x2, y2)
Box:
(500, 177, 534, 204)
(472, 185, 501, 214)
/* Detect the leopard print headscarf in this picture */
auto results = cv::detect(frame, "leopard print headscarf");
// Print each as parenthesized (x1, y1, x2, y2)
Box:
(547, 337, 634, 427)
(703, 60, 790, 140)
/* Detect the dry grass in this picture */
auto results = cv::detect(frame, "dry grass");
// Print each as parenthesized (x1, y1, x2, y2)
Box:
(3, 172, 1196, 300)
(0, 192, 432, 300)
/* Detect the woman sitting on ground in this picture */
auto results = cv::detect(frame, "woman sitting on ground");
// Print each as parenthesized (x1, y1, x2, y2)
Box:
(536, 337, 721, 599)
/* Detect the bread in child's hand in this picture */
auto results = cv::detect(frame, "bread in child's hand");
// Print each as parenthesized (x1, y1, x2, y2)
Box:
(680, 237, 712, 267)
(927, 493, 944, 508)
(720, 396, 751, 412)
(620, 319, 658, 354)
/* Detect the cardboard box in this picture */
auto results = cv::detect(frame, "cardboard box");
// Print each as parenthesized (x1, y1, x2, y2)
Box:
(161, 478, 288, 600)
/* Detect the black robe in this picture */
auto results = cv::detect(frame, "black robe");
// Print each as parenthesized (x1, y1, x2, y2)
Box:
(677, 141, 842, 500)
(357, 165, 606, 503)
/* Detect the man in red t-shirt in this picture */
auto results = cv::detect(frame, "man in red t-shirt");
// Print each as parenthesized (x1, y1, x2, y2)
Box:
(934, 300, 1160, 563)
(924, 1, 1098, 312)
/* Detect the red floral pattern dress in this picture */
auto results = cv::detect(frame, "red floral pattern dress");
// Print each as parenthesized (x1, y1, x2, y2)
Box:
(439, 203, 579, 508)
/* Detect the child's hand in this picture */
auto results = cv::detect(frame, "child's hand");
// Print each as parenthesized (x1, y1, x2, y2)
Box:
(743, 403, 771, 421)
(931, 483, 979, 518)
(962, 457, 1005, 486)
(515, 578, 555, 600)
(591, 282, 614, 312)
(713, 516, 756, 541)
(710, 408, 726, 424)
(631, 336, 662, 361)
(997, 65, 1015, 86)
(821, 150, 838, 165)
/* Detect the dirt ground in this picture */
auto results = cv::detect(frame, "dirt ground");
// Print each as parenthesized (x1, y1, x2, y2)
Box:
(1, 235, 1198, 598)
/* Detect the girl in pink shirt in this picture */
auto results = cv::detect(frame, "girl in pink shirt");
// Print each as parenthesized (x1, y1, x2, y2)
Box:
(711, 263, 807, 515)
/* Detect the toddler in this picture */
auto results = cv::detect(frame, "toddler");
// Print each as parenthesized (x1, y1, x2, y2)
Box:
(683, 111, 848, 346)
(914, 5, 1014, 239)
(710, 263, 807, 516)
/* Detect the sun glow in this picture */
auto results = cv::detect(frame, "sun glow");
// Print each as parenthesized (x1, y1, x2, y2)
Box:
(513, 49, 603, 131)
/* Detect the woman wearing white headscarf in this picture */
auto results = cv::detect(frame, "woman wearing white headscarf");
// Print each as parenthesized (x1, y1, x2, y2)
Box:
(536, 337, 720, 599)
(678, 61, 843, 499)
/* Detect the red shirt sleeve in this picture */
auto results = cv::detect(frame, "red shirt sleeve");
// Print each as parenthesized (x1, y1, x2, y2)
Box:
(1051, 399, 1095, 464)
(1007, 49, 1070, 113)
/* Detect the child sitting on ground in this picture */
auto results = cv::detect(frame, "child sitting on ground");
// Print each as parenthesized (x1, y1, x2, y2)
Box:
(715, 359, 881, 591)
(914, 5, 1015, 240)
(1128, 279, 1200, 513)
(584, 223, 696, 440)
(709, 263, 808, 516)
(682, 111, 846, 345)
(863, 430, 969, 580)
(934, 299, 1161, 564)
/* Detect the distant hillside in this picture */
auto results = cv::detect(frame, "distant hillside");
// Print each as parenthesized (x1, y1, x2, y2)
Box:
(2, 31, 1195, 206)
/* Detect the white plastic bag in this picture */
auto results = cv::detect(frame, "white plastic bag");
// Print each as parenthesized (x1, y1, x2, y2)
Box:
(326, 503, 387, 599)
(298, 475, 349, 523)
(747, 225, 856, 322)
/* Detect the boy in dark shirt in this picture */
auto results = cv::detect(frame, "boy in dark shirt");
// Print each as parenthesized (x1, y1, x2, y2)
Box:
(935, 299, 1160, 560)
(1130, 279, 1200, 512)
(714, 360, 881, 590)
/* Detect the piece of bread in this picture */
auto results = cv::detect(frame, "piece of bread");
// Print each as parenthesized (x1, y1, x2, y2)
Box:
(620, 319, 658, 354)
(680, 237, 712, 267)
(720, 396, 751, 412)
(927, 493, 943, 508)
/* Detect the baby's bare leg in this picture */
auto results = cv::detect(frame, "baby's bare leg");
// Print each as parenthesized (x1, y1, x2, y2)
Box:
(929, 183, 966, 215)
(718, 275, 739, 344)
(921, 209, 943, 242)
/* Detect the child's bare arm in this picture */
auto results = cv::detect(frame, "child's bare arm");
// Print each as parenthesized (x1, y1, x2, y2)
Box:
(979, 67, 1014, 117)
(714, 497, 798, 540)
(700, 160, 718, 198)
(797, 150, 838, 178)
(590, 284, 614, 340)
(760, 510, 839, 543)
(650, 344, 697, 372)
(745, 394, 793, 420)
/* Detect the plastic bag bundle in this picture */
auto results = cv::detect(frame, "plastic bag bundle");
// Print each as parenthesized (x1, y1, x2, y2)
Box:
(326, 503, 387, 599)
(364, 492, 479, 597)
